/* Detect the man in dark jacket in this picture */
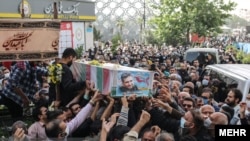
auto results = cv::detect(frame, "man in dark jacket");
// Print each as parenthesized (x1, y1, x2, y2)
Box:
(59, 48, 91, 107)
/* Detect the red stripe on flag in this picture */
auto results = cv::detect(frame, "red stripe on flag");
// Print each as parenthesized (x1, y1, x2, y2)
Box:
(85, 64, 91, 81)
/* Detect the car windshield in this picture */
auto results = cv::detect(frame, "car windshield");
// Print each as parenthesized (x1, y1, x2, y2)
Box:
(185, 51, 217, 64)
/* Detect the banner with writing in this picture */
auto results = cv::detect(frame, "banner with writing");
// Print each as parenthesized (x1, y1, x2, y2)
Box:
(0, 19, 60, 61)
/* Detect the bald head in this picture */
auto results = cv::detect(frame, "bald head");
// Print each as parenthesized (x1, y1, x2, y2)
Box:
(200, 105, 215, 118)
(210, 112, 228, 125)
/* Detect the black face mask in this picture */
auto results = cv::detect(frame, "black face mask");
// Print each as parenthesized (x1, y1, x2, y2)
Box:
(67, 60, 73, 67)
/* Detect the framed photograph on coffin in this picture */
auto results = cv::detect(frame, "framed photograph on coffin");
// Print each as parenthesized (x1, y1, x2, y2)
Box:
(111, 70, 153, 97)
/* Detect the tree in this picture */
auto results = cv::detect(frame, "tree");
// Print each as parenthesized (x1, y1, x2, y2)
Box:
(116, 19, 125, 35)
(93, 26, 102, 41)
(150, 0, 236, 45)
(111, 33, 122, 53)
(74, 45, 84, 59)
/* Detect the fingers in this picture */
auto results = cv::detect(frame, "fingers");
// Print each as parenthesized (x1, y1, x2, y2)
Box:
(111, 113, 120, 118)
(14, 128, 25, 139)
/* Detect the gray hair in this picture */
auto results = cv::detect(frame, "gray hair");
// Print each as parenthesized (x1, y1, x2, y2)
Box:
(155, 131, 175, 141)
(11, 120, 28, 135)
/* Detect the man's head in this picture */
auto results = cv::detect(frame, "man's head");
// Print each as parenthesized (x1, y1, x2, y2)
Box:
(208, 112, 228, 137)
(141, 128, 155, 141)
(178, 92, 191, 106)
(155, 131, 174, 141)
(183, 97, 195, 112)
(121, 73, 134, 90)
(45, 119, 68, 140)
(62, 48, 77, 67)
(183, 82, 194, 95)
(225, 88, 243, 107)
(182, 109, 204, 135)
(200, 105, 215, 119)
(69, 103, 81, 116)
(201, 89, 213, 105)
(11, 120, 28, 135)
(32, 105, 48, 122)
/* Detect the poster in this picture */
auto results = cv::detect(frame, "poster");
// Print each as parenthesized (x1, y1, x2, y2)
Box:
(113, 70, 152, 97)
(59, 22, 85, 57)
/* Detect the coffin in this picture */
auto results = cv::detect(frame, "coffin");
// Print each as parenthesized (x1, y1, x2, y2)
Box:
(71, 60, 154, 97)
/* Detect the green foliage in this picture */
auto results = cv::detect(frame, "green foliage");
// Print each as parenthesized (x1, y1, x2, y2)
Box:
(242, 54, 250, 64)
(111, 33, 122, 53)
(74, 45, 84, 59)
(116, 19, 125, 35)
(150, 0, 236, 45)
(93, 26, 102, 41)
(225, 45, 250, 64)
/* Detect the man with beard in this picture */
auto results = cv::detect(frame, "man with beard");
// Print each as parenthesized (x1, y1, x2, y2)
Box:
(58, 48, 91, 107)
(223, 88, 243, 125)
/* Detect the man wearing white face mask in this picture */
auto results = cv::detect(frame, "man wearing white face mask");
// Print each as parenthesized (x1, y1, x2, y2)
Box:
(2, 67, 10, 79)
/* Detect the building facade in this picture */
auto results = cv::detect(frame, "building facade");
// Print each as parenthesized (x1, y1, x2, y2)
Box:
(0, 0, 96, 56)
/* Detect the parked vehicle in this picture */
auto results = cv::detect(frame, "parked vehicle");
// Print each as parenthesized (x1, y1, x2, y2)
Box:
(184, 48, 220, 65)
(201, 64, 250, 102)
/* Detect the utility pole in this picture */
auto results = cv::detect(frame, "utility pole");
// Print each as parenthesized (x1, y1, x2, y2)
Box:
(21, 0, 25, 18)
(53, 2, 58, 19)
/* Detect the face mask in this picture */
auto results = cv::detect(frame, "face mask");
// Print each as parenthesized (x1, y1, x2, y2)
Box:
(45, 96, 49, 101)
(202, 79, 209, 86)
(4, 73, 10, 78)
(180, 117, 186, 128)
(246, 100, 250, 108)
(204, 117, 212, 127)
(67, 60, 73, 67)
(203, 98, 209, 105)
(134, 63, 139, 67)
(245, 110, 250, 116)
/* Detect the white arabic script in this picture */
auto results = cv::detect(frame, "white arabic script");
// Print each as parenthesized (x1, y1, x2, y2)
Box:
(44, 1, 80, 15)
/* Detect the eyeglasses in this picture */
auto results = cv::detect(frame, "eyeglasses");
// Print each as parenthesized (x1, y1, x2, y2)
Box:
(183, 104, 192, 108)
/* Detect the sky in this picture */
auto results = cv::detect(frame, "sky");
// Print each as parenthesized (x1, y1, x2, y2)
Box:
(226, 0, 250, 10)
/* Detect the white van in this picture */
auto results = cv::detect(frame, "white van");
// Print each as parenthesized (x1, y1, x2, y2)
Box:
(184, 48, 220, 64)
(201, 64, 250, 102)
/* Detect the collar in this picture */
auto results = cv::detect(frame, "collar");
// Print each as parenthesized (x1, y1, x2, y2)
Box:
(39, 121, 46, 127)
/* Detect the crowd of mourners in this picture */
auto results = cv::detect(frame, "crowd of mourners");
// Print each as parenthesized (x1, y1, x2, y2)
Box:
(0, 38, 249, 141)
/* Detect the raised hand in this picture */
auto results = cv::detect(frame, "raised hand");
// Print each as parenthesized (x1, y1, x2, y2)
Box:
(13, 128, 26, 141)
(157, 87, 172, 103)
(151, 125, 161, 137)
(127, 94, 137, 101)
(140, 110, 151, 123)
(121, 94, 129, 107)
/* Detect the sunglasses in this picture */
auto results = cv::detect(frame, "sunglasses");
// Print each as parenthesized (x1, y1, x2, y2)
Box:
(183, 104, 192, 108)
